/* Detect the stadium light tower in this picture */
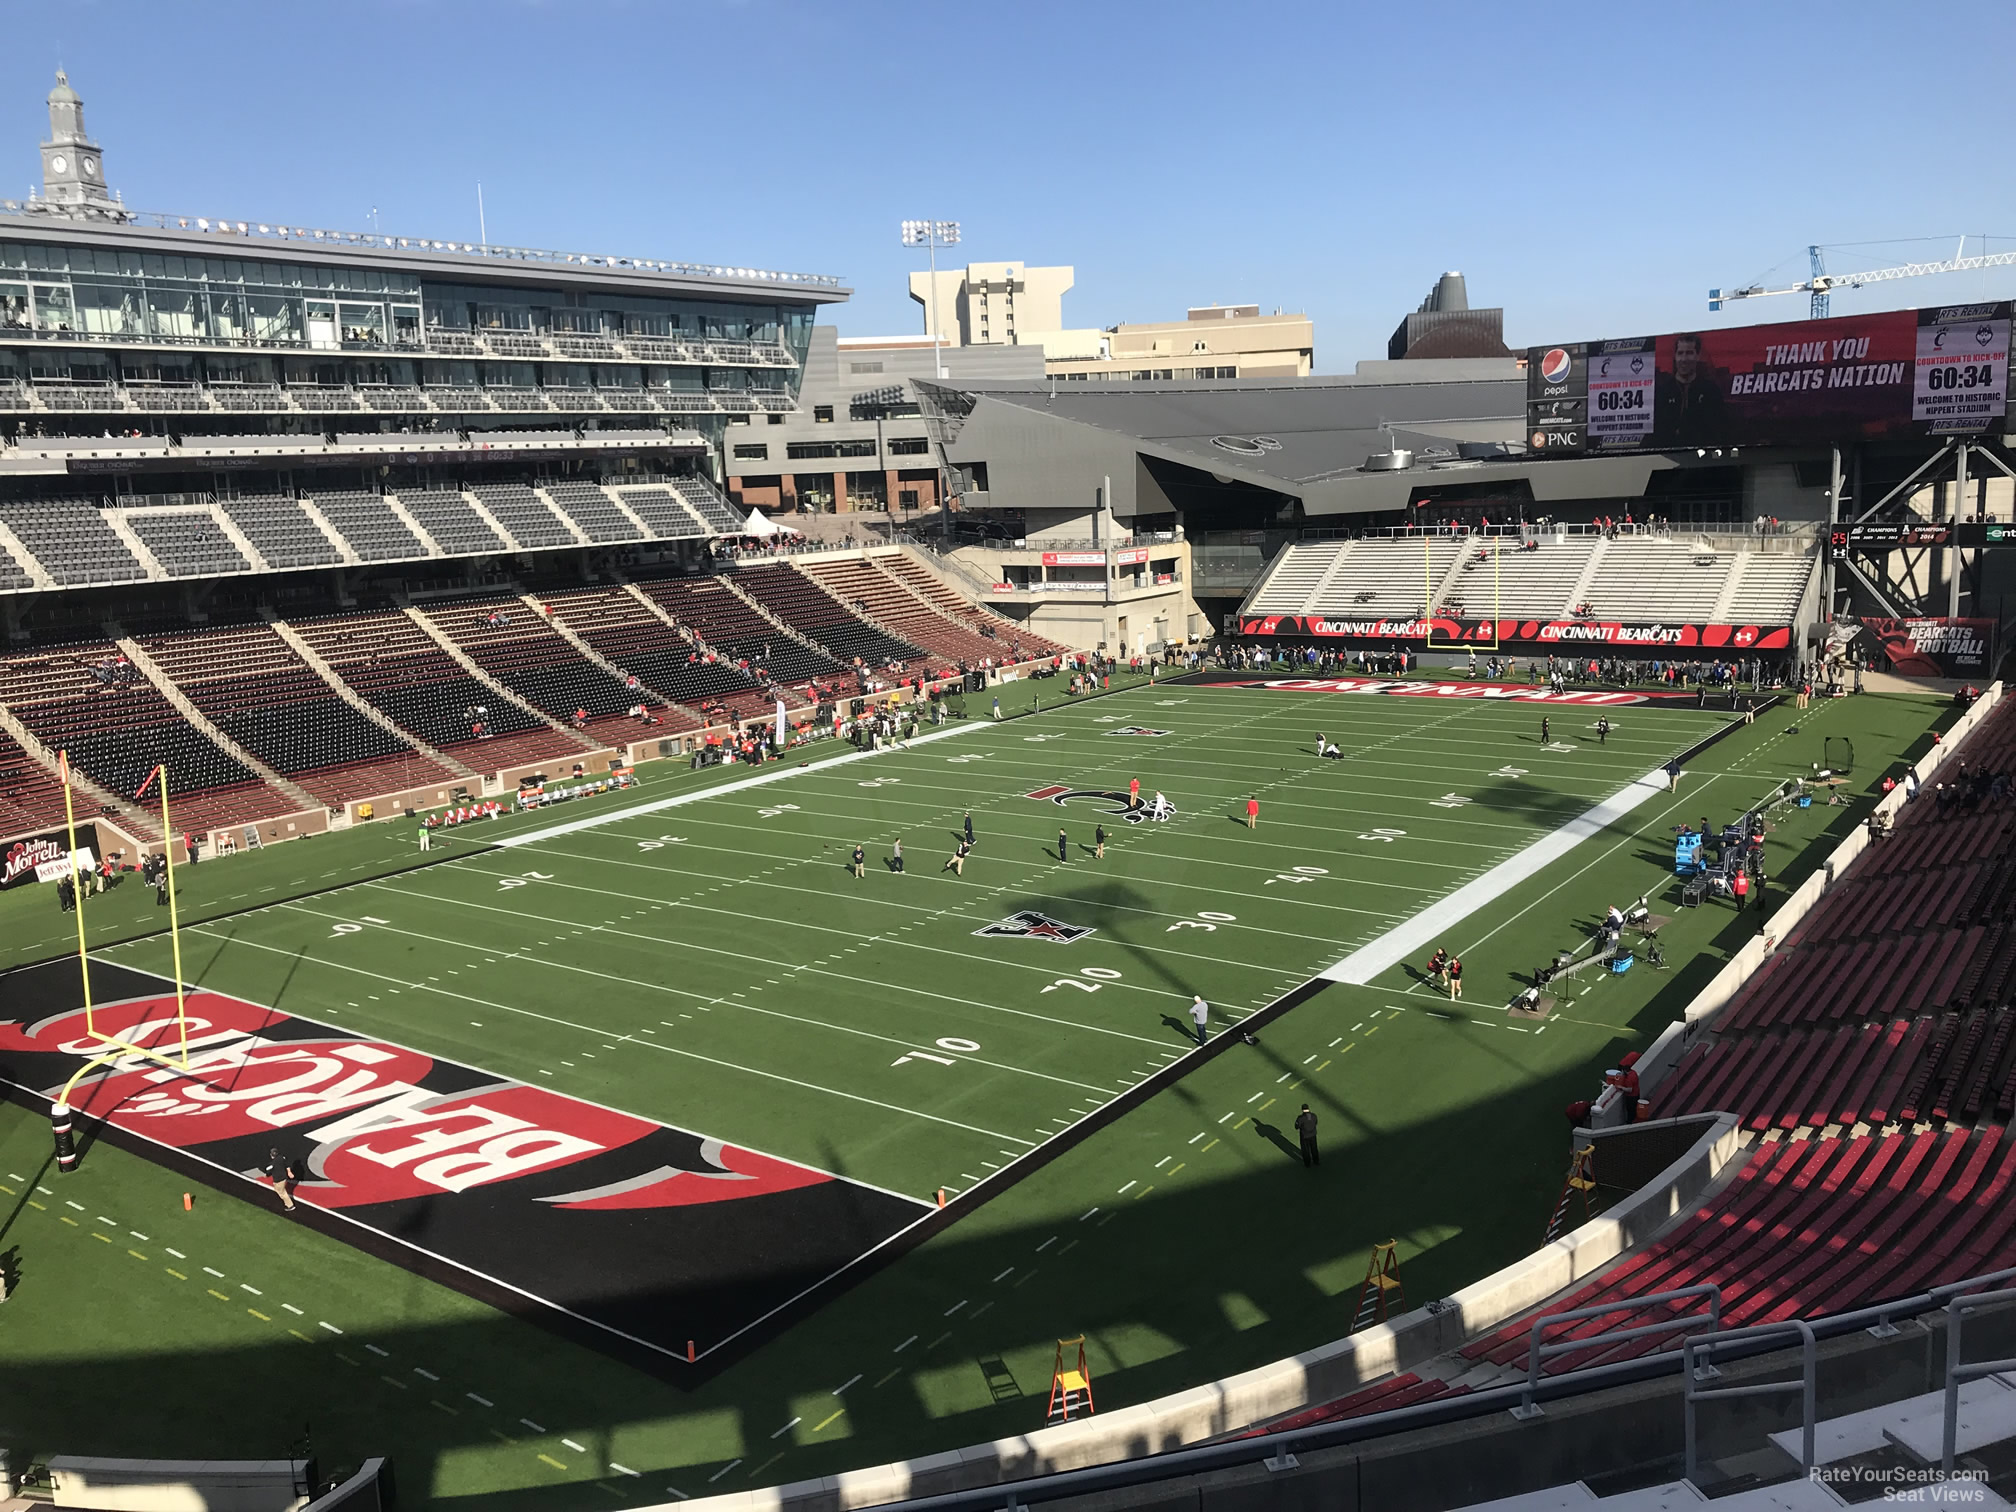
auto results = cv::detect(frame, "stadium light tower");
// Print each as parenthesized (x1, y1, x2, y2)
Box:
(901, 219, 960, 379)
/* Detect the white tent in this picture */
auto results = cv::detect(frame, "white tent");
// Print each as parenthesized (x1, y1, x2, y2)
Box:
(739, 508, 800, 538)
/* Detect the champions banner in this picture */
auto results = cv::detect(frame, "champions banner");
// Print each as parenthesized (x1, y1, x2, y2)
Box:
(0, 959, 925, 1366)
(1238, 613, 1792, 651)
(1187, 675, 1686, 706)
(1528, 301, 2011, 454)
(1858, 617, 1996, 678)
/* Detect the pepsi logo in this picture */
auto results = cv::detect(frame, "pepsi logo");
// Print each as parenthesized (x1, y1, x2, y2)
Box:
(1539, 348, 1572, 383)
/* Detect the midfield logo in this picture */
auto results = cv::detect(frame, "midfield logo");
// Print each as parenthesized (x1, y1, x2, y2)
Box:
(1104, 726, 1170, 738)
(974, 910, 1096, 944)
(1024, 785, 1167, 823)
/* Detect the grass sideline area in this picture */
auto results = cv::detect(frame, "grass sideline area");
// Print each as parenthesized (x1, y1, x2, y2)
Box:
(0, 677, 1949, 1509)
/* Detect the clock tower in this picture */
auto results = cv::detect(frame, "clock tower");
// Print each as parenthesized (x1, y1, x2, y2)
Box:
(39, 70, 125, 219)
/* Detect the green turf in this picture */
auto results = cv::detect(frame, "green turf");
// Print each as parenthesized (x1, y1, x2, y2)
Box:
(0, 679, 1949, 1509)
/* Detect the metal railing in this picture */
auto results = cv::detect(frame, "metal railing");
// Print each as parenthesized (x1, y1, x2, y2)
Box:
(1513, 1285, 1723, 1419)
(1682, 1320, 1817, 1482)
(0, 200, 844, 287)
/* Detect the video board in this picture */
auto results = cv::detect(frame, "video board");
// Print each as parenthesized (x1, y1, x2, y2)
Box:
(1528, 302, 2010, 456)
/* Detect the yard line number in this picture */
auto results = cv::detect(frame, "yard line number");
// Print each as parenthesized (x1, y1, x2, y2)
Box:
(1264, 865, 1330, 886)
(893, 1036, 983, 1068)
(1167, 910, 1237, 933)
(1042, 966, 1123, 994)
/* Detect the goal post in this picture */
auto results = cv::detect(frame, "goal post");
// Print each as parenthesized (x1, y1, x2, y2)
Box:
(52, 756, 193, 1170)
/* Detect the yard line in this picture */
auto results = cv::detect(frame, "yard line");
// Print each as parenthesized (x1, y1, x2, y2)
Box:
(1321, 767, 1675, 986)
(161, 923, 1031, 1159)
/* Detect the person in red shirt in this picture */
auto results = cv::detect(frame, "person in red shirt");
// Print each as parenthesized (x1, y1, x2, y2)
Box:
(1129, 776, 1141, 812)
(1731, 867, 1750, 911)
(1245, 796, 1259, 830)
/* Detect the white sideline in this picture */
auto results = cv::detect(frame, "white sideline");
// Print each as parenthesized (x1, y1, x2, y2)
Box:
(496, 719, 994, 848)
(1321, 767, 1670, 986)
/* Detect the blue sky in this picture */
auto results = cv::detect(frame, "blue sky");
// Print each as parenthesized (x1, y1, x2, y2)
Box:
(5, 0, 2012, 371)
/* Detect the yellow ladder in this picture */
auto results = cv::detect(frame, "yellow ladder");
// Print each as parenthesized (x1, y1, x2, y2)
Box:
(1351, 1241, 1405, 1331)
(1046, 1336, 1095, 1424)
(1545, 1144, 1600, 1242)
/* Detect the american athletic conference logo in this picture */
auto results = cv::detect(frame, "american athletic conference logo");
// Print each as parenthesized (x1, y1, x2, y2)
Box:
(1539, 348, 1572, 383)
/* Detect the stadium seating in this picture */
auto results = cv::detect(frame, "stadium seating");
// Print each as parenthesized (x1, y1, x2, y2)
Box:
(611, 486, 707, 539)
(0, 726, 72, 839)
(1461, 1125, 2016, 1375)
(878, 553, 1071, 657)
(1448, 538, 1597, 618)
(0, 638, 290, 834)
(1726, 553, 1816, 624)
(674, 475, 745, 534)
(540, 481, 643, 544)
(134, 620, 456, 808)
(470, 483, 578, 549)
(0, 537, 31, 591)
(0, 499, 147, 586)
(283, 610, 585, 771)
(801, 557, 1020, 668)
(126, 511, 251, 577)
(731, 562, 927, 673)
(419, 595, 699, 744)
(218, 494, 343, 569)
(537, 586, 784, 720)
(1572, 539, 1736, 621)
(629, 573, 842, 688)
(305, 490, 427, 562)
(1248, 1373, 1470, 1437)
(397, 490, 505, 556)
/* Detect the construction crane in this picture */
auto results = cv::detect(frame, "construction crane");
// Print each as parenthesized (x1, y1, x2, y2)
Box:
(1710, 236, 2016, 318)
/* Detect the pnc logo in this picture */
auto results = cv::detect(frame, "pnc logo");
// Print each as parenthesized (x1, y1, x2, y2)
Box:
(1539, 348, 1572, 383)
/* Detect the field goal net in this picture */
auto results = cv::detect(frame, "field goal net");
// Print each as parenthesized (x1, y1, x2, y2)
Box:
(1824, 736, 1856, 772)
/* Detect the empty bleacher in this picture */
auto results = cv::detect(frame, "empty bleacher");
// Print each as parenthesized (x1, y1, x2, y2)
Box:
(541, 480, 643, 544)
(732, 562, 927, 672)
(801, 557, 1013, 668)
(219, 494, 343, 569)
(675, 475, 744, 534)
(305, 490, 428, 562)
(0, 537, 31, 591)
(879, 554, 1070, 658)
(0, 727, 71, 839)
(0, 499, 147, 586)
(420, 595, 698, 745)
(0, 638, 290, 835)
(1449, 537, 1596, 618)
(471, 483, 578, 549)
(126, 511, 251, 577)
(1244, 540, 1348, 616)
(1727, 552, 1816, 624)
(136, 620, 453, 808)
(630, 574, 840, 688)
(397, 490, 505, 556)
(612, 486, 706, 540)
(1575, 539, 1737, 620)
(538, 586, 777, 719)
(284, 610, 583, 771)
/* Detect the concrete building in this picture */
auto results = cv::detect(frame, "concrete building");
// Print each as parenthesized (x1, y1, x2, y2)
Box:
(721, 329, 1040, 519)
(1045, 304, 1314, 381)
(907, 260, 1075, 349)
(1387, 272, 1510, 361)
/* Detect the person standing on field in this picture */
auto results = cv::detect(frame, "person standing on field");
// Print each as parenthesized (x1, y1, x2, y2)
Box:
(964, 811, 975, 846)
(891, 838, 904, 874)
(418, 822, 431, 853)
(1095, 823, 1107, 860)
(851, 843, 865, 879)
(1058, 827, 1069, 863)
(265, 1147, 297, 1212)
(1448, 956, 1464, 999)
(1189, 995, 1210, 1045)
(1540, 715, 1551, 745)
(1246, 796, 1259, 830)
(1295, 1104, 1320, 1167)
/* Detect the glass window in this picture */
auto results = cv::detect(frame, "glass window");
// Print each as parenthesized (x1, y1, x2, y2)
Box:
(32, 283, 76, 331)
(339, 302, 385, 344)
(887, 436, 930, 456)
(250, 293, 304, 343)
(0, 282, 28, 332)
(813, 404, 833, 423)
(74, 280, 143, 336)
(147, 286, 205, 340)
(733, 442, 769, 461)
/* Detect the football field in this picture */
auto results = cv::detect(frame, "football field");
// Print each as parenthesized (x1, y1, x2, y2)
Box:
(12, 674, 1736, 1368)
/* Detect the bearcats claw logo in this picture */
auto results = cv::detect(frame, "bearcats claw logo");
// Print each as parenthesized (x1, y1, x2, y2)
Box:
(974, 910, 1095, 944)
(1024, 785, 1173, 824)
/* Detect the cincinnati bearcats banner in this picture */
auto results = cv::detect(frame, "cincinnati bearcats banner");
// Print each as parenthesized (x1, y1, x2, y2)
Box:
(1186, 675, 1700, 706)
(0, 960, 925, 1364)
(1238, 613, 1792, 651)
(1858, 617, 1996, 678)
